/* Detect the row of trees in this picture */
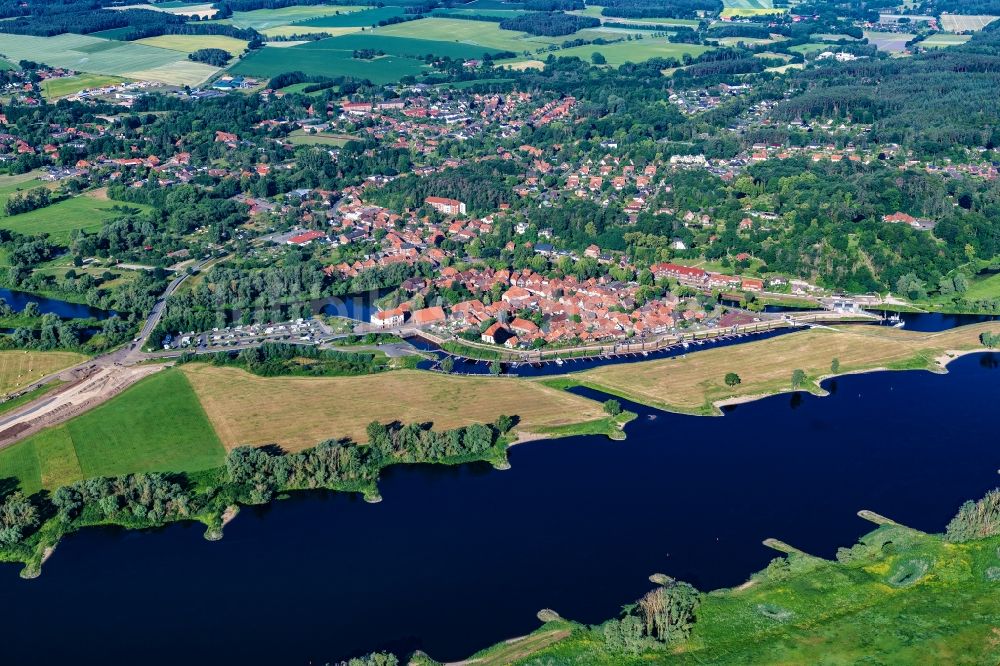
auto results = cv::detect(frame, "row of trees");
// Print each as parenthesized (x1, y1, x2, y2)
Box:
(4, 187, 51, 216)
(226, 416, 512, 504)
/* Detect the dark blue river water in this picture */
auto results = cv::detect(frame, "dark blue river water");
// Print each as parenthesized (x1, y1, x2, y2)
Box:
(1, 353, 997, 665)
(0, 287, 110, 320)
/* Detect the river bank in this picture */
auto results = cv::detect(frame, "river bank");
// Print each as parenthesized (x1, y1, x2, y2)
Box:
(1, 352, 998, 664)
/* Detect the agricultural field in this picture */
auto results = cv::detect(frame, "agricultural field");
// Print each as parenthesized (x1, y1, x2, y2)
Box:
(134, 34, 249, 55)
(564, 323, 1000, 415)
(864, 30, 916, 53)
(939, 13, 999, 32)
(112, 2, 218, 18)
(368, 17, 571, 52)
(0, 190, 149, 244)
(230, 45, 425, 83)
(545, 38, 710, 66)
(918, 33, 971, 48)
(720, 0, 787, 18)
(298, 32, 504, 60)
(182, 364, 607, 452)
(221, 5, 370, 30)
(717, 35, 783, 46)
(294, 6, 408, 28)
(41, 73, 126, 99)
(789, 42, 831, 54)
(573, 4, 700, 25)
(0, 33, 217, 85)
(0, 369, 226, 494)
(259, 25, 361, 38)
(0, 351, 86, 398)
(501, 59, 544, 70)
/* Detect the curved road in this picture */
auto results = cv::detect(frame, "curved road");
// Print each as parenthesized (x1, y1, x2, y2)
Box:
(0, 259, 209, 442)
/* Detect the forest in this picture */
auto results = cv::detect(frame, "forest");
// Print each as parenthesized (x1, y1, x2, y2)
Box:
(498, 11, 599, 36)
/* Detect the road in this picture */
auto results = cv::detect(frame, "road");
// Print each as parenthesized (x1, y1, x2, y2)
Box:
(0, 258, 210, 448)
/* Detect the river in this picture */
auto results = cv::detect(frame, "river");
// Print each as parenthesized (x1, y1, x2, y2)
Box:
(1, 351, 997, 664)
(0, 287, 111, 320)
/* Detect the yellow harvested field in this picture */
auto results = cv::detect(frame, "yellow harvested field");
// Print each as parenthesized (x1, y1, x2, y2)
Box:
(123, 61, 218, 86)
(502, 60, 545, 71)
(260, 25, 361, 38)
(182, 365, 607, 451)
(0, 351, 86, 397)
(572, 323, 1000, 415)
(134, 35, 249, 55)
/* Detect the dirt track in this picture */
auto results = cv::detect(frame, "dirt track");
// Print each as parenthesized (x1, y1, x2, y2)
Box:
(0, 365, 165, 448)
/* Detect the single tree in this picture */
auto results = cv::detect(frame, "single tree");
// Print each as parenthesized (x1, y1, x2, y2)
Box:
(724, 372, 741, 386)
(830, 358, 840, 373)
(603, 399, 622, 416)
(791, 368, 806, 389)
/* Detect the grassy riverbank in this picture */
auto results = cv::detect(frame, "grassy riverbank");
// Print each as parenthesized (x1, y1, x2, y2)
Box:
(546, 323, 1000, 415)
(180, 364, 606, 452)
(421, 511, 1000, 664)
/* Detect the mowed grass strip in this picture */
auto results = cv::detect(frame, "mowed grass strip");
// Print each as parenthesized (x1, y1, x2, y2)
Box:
(570, 323, 1000, 414)
(182, 365, 607, 452)
(0, 351, 87, 397)
(0, 369, 226, 493)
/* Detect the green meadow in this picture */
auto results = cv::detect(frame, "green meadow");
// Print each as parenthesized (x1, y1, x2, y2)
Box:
(298, 32, 502, 59)
(437, 522, 1000, 664)
(550, 38, 709, 65)
(294, 6, 409, 28)
(0, 33, 216, 85)
(41, 73, 126, 99)
(231, 45, 426, 82)
(0, 369, 226, 494)
(219, 4, 370, 30)
(0, 192, 145, 244)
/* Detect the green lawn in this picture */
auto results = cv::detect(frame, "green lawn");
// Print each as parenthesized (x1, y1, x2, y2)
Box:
(41, 73, 126, 99)
(0, 369, 226, 494)
(0, 193, 143, 244)
(287, 130, 359, 146)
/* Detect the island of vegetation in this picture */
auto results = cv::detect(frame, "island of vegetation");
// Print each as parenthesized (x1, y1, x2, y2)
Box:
(412, 489, 1000, 664)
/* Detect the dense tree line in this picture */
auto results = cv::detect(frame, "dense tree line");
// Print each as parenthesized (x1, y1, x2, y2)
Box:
(946, 489, 1000, 542)
(0, 6, 180, 37)
(226, 416, 509, 503)
(189, 48, 233, 67)
(369, 161, 517, 215)
(601, 577, 700, 654)
(600, 0, 721, 19)
(180, 343, 394, 378)
(498, 12, 599, 36)
(4, 187, 51, 216)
